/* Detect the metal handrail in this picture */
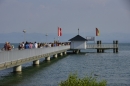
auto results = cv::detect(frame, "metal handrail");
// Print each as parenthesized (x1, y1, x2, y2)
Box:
(86, 44, 118, 49)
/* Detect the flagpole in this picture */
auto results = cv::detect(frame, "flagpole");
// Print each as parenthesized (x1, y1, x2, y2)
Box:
(57, 27, 62, 43)
(57, 36, 58, 42)
(58, 36, 59, 43)
(95, 28, 100, 44)
(57, 27, 60, 43)
(95, 28, 97, 44)
(78, 28, 79, 35)
(94, 36, 96, 44)
(57, 27, 59, 43)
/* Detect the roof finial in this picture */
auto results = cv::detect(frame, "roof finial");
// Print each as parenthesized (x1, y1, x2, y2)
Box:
(78, 28, 79, 35)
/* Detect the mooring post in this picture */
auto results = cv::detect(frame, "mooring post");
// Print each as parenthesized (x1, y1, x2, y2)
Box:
(116, 40, 118, 53)
(99, 40, 102, 53)
(113, 40, 116, 53)
(97, 41, 100, 53)
(79, 50, 81, 53)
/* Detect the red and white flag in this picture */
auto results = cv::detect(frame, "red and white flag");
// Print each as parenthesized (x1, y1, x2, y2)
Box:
(58, 27, 62, 36)
(96, 28, 100, 36)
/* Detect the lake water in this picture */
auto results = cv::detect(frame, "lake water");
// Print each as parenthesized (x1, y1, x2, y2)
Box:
(0, 43, 130, 86)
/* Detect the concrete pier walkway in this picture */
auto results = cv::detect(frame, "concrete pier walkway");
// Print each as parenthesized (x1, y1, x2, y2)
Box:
(0, 45, 70, 72)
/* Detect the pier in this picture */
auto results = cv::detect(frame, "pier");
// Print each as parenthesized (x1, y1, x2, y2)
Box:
(0, 40, 118, 72)
(0, 45, 70, 72)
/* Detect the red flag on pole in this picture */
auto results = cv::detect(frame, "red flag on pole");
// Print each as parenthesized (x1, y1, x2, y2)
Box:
(58, 27, 62, 36)
(96, 28, 100, 36)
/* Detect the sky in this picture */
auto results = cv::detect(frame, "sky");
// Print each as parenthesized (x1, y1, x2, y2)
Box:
(0, 0, 130, 43)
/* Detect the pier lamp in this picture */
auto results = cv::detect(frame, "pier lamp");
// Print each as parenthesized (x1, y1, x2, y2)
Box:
(54, 37, 55, 43)
(78, 28, 79, 35)
(23, 29, 26, 42)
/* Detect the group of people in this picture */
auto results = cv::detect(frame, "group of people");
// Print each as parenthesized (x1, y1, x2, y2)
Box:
(18, 41, 70, 50)
(18, 42, 38, 50)
(1, 41, 70, 51)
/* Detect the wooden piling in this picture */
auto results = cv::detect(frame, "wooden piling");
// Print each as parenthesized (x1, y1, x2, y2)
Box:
(116, 40, 118, 53)
(113, 40, 118, 53)
(97, 40, 102, 53)
(102, 49, 104, 53)
(99, 40, 102, 53)
(113, 40, 116, 53)
(97, 41, 100, 53)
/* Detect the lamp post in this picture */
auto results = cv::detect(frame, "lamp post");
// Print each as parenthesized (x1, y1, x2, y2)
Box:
(23, 29, 26, 42)
(78, 28, 79, 35)
(54, 37, 55, 43)
(45, 33, 48, 44)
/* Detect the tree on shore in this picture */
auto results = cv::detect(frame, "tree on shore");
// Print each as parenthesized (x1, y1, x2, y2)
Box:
(59, 73, 107, 86)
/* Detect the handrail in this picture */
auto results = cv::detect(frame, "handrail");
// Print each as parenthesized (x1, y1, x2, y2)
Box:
(86, 44, 118, 49)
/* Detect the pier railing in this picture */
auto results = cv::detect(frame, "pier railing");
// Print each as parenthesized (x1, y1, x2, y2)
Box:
(86, 44, 118, 49)
(0, 45, 70, 64)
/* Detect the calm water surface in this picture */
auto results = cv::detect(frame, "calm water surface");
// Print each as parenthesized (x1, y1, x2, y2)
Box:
(0, 43, 130, 86)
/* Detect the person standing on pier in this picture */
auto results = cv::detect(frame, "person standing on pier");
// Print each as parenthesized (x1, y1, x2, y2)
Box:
(30, 42, 34, 49)
(22, 42, 25, 49)
(25, 42, 29, 49)
(34, 42, 38, 48)
(4, 42, 12, 51)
